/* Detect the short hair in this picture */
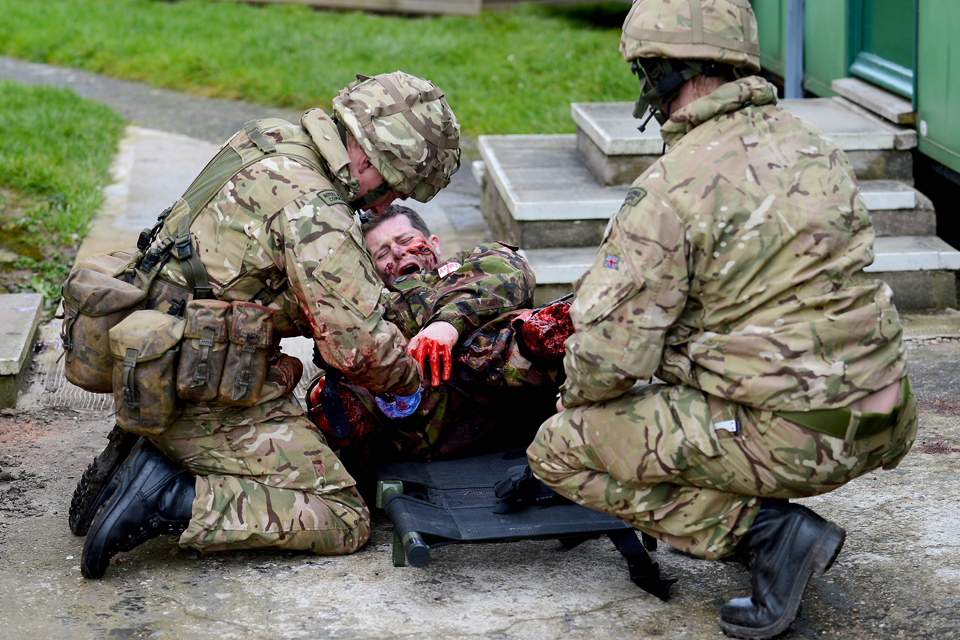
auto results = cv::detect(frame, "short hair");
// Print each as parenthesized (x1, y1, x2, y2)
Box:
(361, 204, 432, 238)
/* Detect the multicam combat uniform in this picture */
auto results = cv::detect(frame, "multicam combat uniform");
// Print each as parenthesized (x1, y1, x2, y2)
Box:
(329, 242, 561, 462)
(150, 109, 420, 554)
(527, 77, 918, 560)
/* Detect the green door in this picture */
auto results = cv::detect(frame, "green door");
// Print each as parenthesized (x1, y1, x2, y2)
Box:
(849, 0, 918, 99)
(917, 0, 960, 173)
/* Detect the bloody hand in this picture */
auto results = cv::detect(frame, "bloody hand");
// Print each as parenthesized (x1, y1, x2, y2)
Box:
(410, 337, 452, 386)
(407, 320, 459, 386)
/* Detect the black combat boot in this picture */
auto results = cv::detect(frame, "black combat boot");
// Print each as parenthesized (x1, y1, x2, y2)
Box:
(81, 440, 195, 579)
(719, 500, 845, 640)
(69, 424, 141, 536)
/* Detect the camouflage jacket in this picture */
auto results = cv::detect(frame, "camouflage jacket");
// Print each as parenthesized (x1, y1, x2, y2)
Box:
(562, 76, 907, 411)
(374, 243, 560, 459)
(382, 242, 535, 340)
(153, 109, 420, 397)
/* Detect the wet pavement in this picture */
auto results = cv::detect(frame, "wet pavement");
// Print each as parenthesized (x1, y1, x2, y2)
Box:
(0, 56, 958, 640)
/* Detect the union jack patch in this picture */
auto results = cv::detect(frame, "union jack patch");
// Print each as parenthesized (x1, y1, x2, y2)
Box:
(438, 261, 461, 278)
(603, 255, 620, 270)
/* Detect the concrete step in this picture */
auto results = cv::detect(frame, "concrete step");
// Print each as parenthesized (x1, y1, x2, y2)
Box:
(831, 77, 916, 126)
(521, 236, 960, 310)
(0, 293, 43, 408)
(478, 135, 936, 249)
(574, 98, 918, 187)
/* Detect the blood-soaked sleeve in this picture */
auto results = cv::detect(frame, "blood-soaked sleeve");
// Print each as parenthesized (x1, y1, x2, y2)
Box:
(561, 195, 689, 407)
(427, 243, 536, 336)
(279, 194, 421, 396)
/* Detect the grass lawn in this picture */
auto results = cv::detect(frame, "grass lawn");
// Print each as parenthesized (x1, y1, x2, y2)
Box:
(0, 80, 126, 303)
(0, 0, 636, 137)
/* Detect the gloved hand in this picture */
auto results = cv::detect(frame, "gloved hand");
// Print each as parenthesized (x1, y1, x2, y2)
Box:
(305, 373, 379, 448)
(407, 321, 459, 386)
(514, 300, 575, 361)
(493, 464, 568, 514)
(374, 387, 422, 419)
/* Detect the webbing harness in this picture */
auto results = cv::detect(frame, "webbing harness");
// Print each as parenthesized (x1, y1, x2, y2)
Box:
(138, 119, 345, 299)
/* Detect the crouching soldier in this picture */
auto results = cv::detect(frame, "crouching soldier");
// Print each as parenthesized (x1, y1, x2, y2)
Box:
(526, 2, 917, 638)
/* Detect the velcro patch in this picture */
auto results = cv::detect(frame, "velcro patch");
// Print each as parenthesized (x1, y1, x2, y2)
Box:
(316, 189, 346, 207)
(438, 261, 462, 278)
(713, 419, 740, 434)
(623, 187, 647, 207)
(603, 255, 620, 270)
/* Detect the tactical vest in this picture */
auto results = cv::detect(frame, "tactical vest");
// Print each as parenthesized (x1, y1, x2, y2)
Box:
(61, 118, 350, 436)
(140, 118, 346, 300)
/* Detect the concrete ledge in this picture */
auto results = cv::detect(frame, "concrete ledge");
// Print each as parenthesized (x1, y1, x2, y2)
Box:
(574, 100, 917, 186)
(866, 236, 960, 272)
(574, 98, 917, 157)
(524, 239, 960, 310)
(0, 293, 43, 408)
(859, 180, 917, 210)
(832, 77, 916, 126)
(479, 130, 932, 246)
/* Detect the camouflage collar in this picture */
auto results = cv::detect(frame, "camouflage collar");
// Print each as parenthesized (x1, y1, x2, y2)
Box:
(300, 108, 361, 202)
(660, 76, 778, 147)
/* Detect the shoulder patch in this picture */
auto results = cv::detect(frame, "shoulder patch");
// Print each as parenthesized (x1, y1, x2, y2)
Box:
(316, 189, 346, 207)
(623, 187, 647, 207)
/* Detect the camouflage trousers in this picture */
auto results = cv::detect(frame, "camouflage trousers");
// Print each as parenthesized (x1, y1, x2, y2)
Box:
(527, 380, 917, 560)
(153, 394, 370, 554)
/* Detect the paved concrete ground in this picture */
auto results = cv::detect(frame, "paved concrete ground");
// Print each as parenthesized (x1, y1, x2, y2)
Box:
(0, 57, 958, 639)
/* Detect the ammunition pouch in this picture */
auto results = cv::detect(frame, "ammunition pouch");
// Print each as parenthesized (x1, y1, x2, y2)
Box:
(218, 301, 274, 406)
(60, 251, 148, 393)
(176, 299, 231, 403)
(109, 309, 186, 437)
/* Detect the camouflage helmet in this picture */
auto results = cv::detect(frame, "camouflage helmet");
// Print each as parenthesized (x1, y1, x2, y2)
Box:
(620, 0, 761, 73)
(332, 72, 461, 203)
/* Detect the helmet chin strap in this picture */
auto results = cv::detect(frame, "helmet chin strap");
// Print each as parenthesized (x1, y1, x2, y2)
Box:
(348, 181, 393, 211)
(335, 117, 399, 212)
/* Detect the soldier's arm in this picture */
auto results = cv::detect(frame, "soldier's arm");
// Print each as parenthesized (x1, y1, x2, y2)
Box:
(280, 195, 421, 396)
(561, 194, 689, 407)
(425, 242, 536, 337)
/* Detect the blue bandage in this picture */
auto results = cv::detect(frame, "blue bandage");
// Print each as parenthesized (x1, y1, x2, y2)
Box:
(375, 388, 422, 419)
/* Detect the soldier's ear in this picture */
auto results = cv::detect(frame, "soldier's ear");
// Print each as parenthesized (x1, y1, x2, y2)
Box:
(429, 234, 441, 256)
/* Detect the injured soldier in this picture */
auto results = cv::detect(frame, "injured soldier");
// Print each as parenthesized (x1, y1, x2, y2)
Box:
(304, 204, 572, 493)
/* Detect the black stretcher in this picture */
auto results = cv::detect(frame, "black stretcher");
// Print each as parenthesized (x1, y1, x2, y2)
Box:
(374, 449, 676, 601)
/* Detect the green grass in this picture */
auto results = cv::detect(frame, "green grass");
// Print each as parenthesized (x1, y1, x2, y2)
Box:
(0, 80, 126, 300)
(0, 0, 635, 137)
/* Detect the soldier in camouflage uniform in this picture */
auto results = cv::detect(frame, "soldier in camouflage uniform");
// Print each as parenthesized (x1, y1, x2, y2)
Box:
(306, 205, 563, 486)
(78, 72, 462, 579)
(525, 2, 917, 638)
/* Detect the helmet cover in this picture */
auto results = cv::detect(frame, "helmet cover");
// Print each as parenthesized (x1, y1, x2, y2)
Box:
(333, 71, 461, 203)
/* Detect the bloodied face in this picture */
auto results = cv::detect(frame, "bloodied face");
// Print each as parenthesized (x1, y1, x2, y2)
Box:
(363, 214, 441, 282)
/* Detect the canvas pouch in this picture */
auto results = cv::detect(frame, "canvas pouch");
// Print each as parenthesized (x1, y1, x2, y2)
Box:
(61, 252, 146, 393)
(217, 301, 274, 406)
(109, 310, 185, 437)
(176, 299, 231, 403)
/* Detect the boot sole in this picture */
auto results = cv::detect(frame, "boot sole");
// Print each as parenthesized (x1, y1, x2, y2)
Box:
(719, 522, 846, 640)
(69, 425, 140, 536)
